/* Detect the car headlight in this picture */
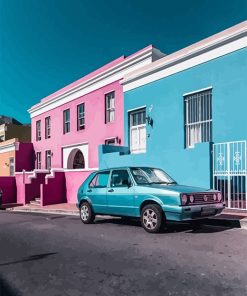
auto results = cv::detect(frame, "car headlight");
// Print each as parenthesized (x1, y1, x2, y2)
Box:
(217, 192, 222, 202)
(189, 195, 194, 203)
(213, 194, 217, 201)
(181, 194, 188, 205)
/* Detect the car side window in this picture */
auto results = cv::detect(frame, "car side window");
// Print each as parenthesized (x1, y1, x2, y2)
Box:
(110, 170, 131, 187)
(89, 171, 110, 188)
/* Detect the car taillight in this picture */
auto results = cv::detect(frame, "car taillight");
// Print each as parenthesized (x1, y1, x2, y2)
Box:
(181, 194, 188, 205)
(217, 192, 222, 202)
(189, 195, 194, 203)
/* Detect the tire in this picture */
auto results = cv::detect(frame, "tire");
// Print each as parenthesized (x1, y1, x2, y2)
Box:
(79, 202, 95, 224)
(141, 204, 165, 233)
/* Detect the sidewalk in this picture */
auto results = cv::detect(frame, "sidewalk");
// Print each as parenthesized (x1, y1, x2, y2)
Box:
(2, 203, 247, 229)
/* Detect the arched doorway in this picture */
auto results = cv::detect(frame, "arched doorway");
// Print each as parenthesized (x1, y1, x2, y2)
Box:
(67, 149, 85, 169)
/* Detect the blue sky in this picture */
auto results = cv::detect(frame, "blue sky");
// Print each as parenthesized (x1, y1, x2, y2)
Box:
(0, 0, 246, 123)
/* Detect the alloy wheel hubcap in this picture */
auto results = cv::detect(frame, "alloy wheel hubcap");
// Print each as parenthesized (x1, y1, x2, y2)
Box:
(81, 205, 89, 221)
(143, 209, 158, 229)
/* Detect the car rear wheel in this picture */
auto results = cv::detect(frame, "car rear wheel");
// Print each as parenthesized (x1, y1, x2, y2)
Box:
(141, 204, 165, 233)
(80, 202, 95, 224)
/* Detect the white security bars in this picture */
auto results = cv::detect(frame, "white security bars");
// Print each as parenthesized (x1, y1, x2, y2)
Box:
(129, 108, 146, 154)
(184, 89, 212, 148)
(213, 141, 247, 210)
(105, 92, 115, 123)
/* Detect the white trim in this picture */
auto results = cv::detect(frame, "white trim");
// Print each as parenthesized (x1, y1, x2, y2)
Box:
(103, 89, 116, 95)
(28, 48, 156, 118)
(63, 168, 98, 172)
(61, 141, 89, 148)
(127, 105, 146, 113)
(122, 24, 247, 92)
(183, 86, 213, 97)
(0, 142, 19, 153)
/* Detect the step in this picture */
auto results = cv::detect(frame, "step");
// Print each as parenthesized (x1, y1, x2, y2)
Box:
(35, 198, 41, 202)
(29, 200, 41, 206)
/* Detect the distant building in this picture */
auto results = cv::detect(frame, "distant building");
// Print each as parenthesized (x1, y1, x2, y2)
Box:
(0, 115, 31, 143)
(0, 116, 33, 176)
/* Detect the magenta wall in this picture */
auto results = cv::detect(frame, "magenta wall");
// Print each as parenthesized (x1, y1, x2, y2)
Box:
(31, 80, 124, 170)
(0, 177, 16, 204)
(65, 171, 93, 203)
(15, 143, 35, 172)
(41, 172, 66, 206)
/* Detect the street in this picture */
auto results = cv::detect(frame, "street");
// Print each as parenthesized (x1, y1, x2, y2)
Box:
(0, 211, 246, 296)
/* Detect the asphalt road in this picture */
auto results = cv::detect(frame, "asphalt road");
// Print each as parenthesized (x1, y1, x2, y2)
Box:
(0, 211, 246, 296)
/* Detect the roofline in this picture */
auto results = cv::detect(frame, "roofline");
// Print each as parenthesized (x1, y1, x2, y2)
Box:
(28, 45, 162, 118)
(121, 21, 247, 90)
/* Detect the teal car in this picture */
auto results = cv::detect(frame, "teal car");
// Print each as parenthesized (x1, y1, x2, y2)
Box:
(77, 167, 224, 233)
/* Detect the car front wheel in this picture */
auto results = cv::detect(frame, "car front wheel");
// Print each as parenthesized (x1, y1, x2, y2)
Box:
(80, 202, 95, 224)
(141, 204, 165, 233)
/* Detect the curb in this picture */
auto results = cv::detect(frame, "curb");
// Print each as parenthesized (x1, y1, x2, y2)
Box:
(4, 207, 247, 229)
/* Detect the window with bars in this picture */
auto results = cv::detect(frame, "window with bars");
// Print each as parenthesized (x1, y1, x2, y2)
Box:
(77, 104, 85, 130)
(105, 92, 115, 123)
(45, 116, 51, 139)
(36, 152, 41, 169)
(129, 108, 146, 153)
(63, 109, 70, 134)
(9, 157, 15, 176)
(45, 150, 51, 170)
(36, 120, 41, 141)
(184, 89, 212, 148)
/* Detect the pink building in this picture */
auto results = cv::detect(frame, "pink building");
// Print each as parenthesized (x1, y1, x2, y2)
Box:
(23, 46, 164, 205)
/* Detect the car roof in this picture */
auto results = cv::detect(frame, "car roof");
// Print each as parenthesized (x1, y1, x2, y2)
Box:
(97, 166, 161, 172)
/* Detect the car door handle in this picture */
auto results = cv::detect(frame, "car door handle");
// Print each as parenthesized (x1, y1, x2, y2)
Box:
(108, 189, 114, 192)
(87, 189, 92, 193)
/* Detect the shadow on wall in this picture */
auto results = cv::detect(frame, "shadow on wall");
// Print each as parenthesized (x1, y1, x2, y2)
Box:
(0, 275, 21, 296)
(0, 177, 16, 204)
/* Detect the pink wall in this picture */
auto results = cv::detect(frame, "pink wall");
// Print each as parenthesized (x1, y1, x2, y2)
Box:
(65, 170, 94, 203)
(41, 172, 66, 206)
(32, 80, 124, 170)
(16, 143, 35, 172)
(0, 177, 16, 204)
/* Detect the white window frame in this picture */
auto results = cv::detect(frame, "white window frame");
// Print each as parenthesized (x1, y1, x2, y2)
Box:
(36, 152, 41, 169)
(77, 103, 85, 130)
(45, 150, 51, 170)
(63, 109, 70, 134)
(36, 120, 41, 141)
(129, 108, 146, 154)
(105, 91, 115, 123)
(45, 116, 51, 139)
(184, 88, 212, 148)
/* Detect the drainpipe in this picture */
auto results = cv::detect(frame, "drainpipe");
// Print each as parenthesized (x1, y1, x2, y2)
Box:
(22, 169, 25, 184)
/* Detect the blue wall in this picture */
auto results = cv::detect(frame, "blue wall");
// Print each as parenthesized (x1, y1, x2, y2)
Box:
(100, 48, 247, 189)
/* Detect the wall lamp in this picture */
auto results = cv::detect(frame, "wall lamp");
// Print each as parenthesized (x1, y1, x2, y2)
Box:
(146, 116, 154, 128)
(116, 137, 121, 144)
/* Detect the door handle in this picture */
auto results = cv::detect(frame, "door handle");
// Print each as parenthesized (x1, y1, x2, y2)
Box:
(87, 189, 92, 193)
(108, 189, 114, 192)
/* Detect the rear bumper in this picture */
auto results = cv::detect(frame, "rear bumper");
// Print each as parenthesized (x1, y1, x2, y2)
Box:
(163, 203, 225, 221)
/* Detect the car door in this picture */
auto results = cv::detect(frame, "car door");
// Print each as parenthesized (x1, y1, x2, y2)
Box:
(86, 171, 110, 214)
(106, 169, 135, 216)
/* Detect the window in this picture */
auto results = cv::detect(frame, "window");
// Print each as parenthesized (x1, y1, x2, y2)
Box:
(105, 138, 116, 145)
(36, 152, 41, 169)
(77, 104, 85, 130)
(129, 108, 146, 153)
(45, 116, 51, 139)
(89, 171, 110, 188)
(36, 120, 41, 141)
(9, 157, 15, 176)
(184, 89, 212, 148)
(105, 91, 115, 123)
(45, 150, 51, 170)
(63, 109, 70, 134)
(110, 170, 131, 187)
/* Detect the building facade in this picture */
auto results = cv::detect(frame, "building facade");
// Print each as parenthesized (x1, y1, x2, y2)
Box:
(99, 21, 247, 210)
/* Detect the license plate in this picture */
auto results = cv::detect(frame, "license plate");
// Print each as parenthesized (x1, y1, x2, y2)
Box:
(201, 207, 215, 216)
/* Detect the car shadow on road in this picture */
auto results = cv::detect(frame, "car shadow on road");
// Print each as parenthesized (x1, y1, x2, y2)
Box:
(0, 275, 21, 296)
(94, 217, 233, 233)
(0, 252, 57, 267)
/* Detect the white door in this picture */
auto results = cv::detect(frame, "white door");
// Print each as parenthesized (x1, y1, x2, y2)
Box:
(129, 108, 146, 154)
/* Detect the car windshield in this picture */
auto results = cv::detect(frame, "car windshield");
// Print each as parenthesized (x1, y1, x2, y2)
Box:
(130, 167, 177, 185)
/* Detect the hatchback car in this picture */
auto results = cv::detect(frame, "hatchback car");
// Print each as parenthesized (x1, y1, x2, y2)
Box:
(77, 167, 225, 233)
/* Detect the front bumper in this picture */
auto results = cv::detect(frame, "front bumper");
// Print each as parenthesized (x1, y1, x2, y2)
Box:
(163, 203, 225, 221)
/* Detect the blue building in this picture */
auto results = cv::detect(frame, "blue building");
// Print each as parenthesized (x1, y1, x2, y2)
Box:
(99, 21, 247, 211)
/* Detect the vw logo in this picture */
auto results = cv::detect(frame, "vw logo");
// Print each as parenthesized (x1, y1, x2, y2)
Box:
(203, 195, 208, 202)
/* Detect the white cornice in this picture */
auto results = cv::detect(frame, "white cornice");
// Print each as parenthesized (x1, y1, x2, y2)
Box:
(28, 47, 157, 118)
(0, 142, 19, 153)
(122, 22, 247, 92)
